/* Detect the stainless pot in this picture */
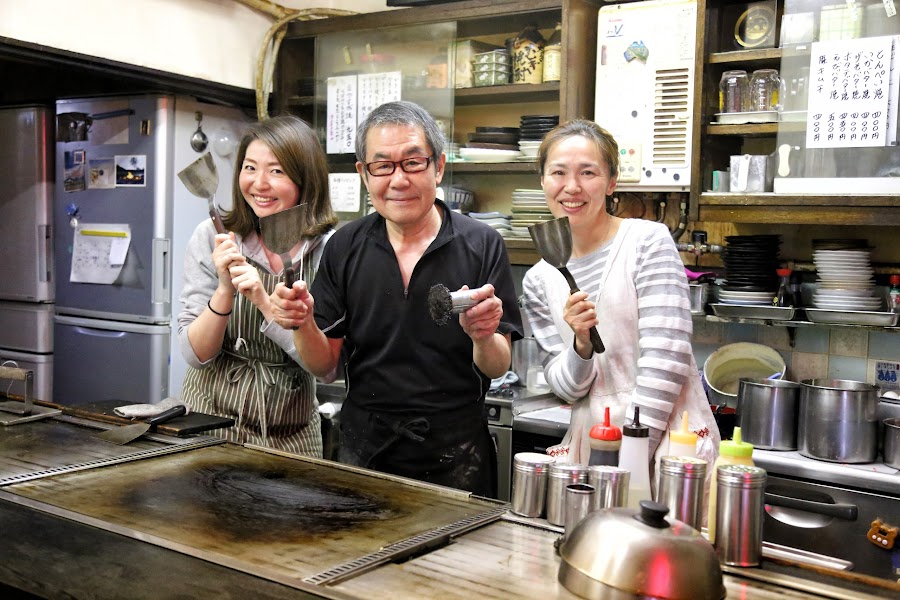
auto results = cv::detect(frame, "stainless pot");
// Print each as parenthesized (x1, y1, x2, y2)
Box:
(883, 418, 900, 469)
(558, 500, 724, 600)
(736, 378, 801, 450)
(798, 379, 880, 463)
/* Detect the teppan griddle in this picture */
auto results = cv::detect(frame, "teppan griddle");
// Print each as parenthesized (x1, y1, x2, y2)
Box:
(1, 443, 504, 594)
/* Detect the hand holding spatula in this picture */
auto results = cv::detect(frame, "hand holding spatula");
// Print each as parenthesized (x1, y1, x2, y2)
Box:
(528, 217, 605, 354)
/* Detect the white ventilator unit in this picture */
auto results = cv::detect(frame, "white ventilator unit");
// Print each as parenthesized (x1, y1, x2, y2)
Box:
(595, 0, 698, 191)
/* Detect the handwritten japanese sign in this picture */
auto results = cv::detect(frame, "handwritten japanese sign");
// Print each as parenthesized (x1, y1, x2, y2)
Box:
(358, 72, 402, 124)
(326, 75, 358, 154)
(806, 37, 896, 148)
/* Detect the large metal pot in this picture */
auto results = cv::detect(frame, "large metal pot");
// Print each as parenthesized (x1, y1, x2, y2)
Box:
(558, 500, 724, 600)
(736, 378, 801, 450)
(883, 418, 900, 469)
(703, 343, 785, 408)
(798, 379, 880, 463)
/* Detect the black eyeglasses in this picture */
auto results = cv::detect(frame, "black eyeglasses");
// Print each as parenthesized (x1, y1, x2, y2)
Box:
(364, 155, 433, 177)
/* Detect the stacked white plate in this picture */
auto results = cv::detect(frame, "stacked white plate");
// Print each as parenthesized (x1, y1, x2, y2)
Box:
(813, 249, 880, 310)
(518, 140, 541, 158)
(717, 289, 775, 306)
(458, 147, 521, 162)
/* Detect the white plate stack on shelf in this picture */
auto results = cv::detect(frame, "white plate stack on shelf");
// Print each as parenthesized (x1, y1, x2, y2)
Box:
(508, 188, 551, 238)
(467, 211, 512, 235)
(812, 245, 882, 312)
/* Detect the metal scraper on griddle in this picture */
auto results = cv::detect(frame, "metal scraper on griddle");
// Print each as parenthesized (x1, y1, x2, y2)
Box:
(95, 405, 186, 445)
(528, 217, 605, 354)
(259, 204, 308, 288)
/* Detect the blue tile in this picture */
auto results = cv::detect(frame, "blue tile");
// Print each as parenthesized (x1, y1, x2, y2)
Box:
(868, 331, 900, 360)
(793, 327, 830, 354)
(827, 356, 868, 381)
(723, 323, 759, 343)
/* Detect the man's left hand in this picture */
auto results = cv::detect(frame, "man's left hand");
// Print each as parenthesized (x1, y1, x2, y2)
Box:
(459, 284, 502, 342)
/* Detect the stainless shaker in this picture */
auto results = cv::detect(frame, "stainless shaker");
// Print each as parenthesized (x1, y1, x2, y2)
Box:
(546, 463, 588, 526)
(656, 456, 708, 531)
(714, 464, 767, 566)
(587, 465, 630, 511)
(510, 452, 555, 517)
(563, 483, 595, 540)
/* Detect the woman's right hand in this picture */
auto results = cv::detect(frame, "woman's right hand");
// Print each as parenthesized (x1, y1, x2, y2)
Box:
(564, 290, 598, 359)
(212, 233, 244, 293)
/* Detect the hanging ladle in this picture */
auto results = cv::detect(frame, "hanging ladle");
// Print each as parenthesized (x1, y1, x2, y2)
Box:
(190, 111, 208, 152)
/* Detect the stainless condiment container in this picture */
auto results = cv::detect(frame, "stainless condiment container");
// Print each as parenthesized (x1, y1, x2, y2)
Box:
(563, 483, 595, 541)
(656, 456, 707, 531)
(510, 452, 555, 517)
(714, 464, 767, 566)
(546, 463, 588, 526)
(587, 465, 629, 511)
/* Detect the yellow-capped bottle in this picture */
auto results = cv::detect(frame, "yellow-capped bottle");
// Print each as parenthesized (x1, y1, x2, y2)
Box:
(668, 410, 698, 458)
(707, 426, 754, 543)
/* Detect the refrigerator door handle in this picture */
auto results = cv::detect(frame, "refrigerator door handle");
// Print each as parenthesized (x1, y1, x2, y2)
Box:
(39, 224, 52, 283)
(152, 238, 170, 305)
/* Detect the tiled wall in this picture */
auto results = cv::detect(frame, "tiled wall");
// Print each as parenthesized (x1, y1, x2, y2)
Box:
(692, 319, 900, 387)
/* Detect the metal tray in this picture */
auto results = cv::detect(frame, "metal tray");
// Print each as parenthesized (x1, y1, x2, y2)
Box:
(714, 111, 778, 124)
(805, 308, 899, 327)
(711, 304, 796, 321)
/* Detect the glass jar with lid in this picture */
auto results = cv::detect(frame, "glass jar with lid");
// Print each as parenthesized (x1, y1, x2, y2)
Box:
(749, 69, 780, 112)
(719, 70, 749, 113)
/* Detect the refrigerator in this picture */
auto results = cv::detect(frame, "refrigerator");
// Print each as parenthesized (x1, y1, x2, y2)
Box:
(0, 105, 54, 403)
(53, 94, 247, 406)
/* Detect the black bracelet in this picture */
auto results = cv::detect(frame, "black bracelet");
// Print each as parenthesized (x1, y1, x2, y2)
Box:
(207, 299, 232, 316)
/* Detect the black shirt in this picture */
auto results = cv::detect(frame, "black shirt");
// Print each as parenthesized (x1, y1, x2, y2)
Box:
(312, 199, 523, 414)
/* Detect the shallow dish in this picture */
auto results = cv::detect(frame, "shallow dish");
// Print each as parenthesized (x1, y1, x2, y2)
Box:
(715, 110, 777, 124)
(805, 309, 899, 326)
(458, 148, 521, 162)
(711, 304, 795, 320)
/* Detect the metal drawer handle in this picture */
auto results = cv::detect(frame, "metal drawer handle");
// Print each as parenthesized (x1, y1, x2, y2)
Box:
(765, 492, 858, 521)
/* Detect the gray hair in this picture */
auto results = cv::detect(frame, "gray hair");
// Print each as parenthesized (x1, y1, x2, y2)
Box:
(355, 101, 445, 167)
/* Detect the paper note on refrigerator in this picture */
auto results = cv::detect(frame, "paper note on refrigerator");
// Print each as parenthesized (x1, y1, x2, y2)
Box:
(70, 224, 132, 284)
(326, 75, 358, 154)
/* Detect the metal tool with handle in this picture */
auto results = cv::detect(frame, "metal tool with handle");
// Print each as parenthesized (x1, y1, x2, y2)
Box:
(94, 404, 187, 445)
(177, 153, 224, 234)
(259, 204, 308, 288)
(528, 217, 605, 354)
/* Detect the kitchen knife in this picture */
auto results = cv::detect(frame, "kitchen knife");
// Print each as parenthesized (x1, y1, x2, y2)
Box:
(94, 404, 187, 445)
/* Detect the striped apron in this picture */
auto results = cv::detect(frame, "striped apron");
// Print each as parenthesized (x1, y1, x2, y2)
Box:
(181, 259, 322, 457)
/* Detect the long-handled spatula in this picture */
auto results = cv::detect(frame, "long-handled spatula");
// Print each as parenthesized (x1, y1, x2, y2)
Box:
(95, 405, 186, 445)
(178, 153, 225, 234)
(528, 217, 605, 354)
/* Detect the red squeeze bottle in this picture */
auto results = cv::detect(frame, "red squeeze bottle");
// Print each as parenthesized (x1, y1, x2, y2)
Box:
(589, 406, 622, 466)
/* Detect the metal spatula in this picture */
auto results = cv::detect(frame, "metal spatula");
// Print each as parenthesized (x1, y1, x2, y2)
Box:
(259, 204, 308, 287)
(177, 153, 225, 234)
(528, 217, 605, 354)
(95, 405, 186, 445)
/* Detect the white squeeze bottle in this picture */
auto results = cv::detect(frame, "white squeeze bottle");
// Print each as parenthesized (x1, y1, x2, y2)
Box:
(618, 406, 652, 509)
(707, 426, 754, 544)
(668, 410, 698, 459)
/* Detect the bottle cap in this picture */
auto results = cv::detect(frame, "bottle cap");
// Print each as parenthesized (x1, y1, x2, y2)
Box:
(669, 410, 698, 446)
(590, 406, 622, 442)
(623, 406, 649, 438)
(891, 275, 900, 285)
(776, 268, 792, 277)
(720, 426, 754, 458)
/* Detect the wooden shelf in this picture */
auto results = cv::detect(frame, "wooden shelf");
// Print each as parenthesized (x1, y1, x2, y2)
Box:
(503, 238, 539, 266)
(698, 193, 900, 225)
(706, 123, 779, 136)
(708, 48, 783, 64)
(454, 81, 560, 106)
(449, 161, 539, 174)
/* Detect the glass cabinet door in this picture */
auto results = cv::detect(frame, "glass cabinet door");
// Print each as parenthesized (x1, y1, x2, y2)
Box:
(313, 22, 456, 220)
(774, 0, 900, 194)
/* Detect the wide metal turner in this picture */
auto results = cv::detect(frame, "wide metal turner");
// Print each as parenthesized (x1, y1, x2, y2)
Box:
(95, 405, 186, 445)
(528, 217, 605, 354)
(177, 153, 225, 234)
(259, 204, 308, 287)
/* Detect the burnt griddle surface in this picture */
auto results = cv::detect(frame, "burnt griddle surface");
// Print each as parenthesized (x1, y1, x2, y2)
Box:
(5, 444, 498, 581)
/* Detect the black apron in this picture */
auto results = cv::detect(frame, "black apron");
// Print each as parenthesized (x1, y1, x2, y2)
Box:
(338, 400, 497, 498)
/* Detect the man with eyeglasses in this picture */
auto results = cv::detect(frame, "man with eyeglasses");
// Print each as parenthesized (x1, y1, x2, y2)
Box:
(271, 100, 522, 497)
